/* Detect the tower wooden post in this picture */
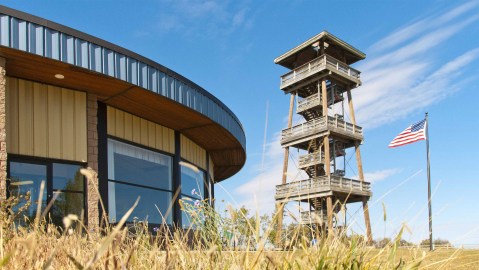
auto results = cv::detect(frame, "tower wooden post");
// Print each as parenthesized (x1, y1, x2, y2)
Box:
(347, 88, 373, 244)
(275, 93, 296, 247)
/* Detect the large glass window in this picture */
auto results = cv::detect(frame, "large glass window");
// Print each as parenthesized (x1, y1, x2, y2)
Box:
(8, 159, 85, 227)
(180, 161, 206, 228)
(107, 139, 173, 225)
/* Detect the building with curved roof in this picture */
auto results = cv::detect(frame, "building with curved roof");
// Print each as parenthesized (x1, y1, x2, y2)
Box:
(0, 5, 246, 229)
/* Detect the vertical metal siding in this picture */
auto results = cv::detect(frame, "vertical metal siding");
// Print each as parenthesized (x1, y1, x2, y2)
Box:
(114, 52, 125, 80)
(148, 67, 158, 93)
(139, 63, 148, 89)
(0, 13, 246, 150)
(76, 38, 88, 68)
(28, 23, 43, 56)
(45, 28, 60, 60)
(90, 43, 102, 72)
(0, 15, 9, 46)
(61, 33, 75, 64)
(127, 58, 137, 85)
(103, 49, 115, 76)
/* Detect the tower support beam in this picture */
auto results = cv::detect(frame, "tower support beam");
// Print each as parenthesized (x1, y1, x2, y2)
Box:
(347, 88, 373, 244)
(326, 196, 334, 236)
(276, 93, 296, 246)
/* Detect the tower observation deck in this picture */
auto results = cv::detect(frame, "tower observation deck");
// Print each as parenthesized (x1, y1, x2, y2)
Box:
(274, 31, 373, 244)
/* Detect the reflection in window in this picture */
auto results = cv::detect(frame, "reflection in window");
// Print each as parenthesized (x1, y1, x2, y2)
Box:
(180, 162, 205, 200)
(53, 163, 84, 191)
(51, 163, 84, 226)
(8, 161, 85, 227)
(9, 162, 47, 224)
(107, 139, 173, 225)
(51, 192, 84, 225)
(180, 162, 206, 229)
(108, 182, 172, 224)
(180, 195, 204, 229)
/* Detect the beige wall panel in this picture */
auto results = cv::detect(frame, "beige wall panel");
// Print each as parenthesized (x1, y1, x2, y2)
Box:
(61, 90, 75, 161)
(123, 113, 133, 141)
(140, 119, 148, 146)
(131, 116, 141, 144)
(47, 85, 62, 158)
(155, 125, 163, 150)
(148, 122, 156, 148)
(18, 80, 34, 156)
(180, 135, 206, 170)
(168, 130, 174, 153)
(114, 109, 124, 139)
(158, 127, 169, 153)
(6, 77, 86, 162)
(6, 77, 19, 154)
(33, 83, 48, 157)
(107, 106, 115, 135)
(107, 107, 175, 154)
(180, 136, 186, 158)
(196, 143, 201, 167)
(74, 91, 87, 161)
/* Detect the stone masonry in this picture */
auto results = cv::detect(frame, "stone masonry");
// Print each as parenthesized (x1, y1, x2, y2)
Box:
(86, 93, 99, 230)
(0, 58, 6, 200)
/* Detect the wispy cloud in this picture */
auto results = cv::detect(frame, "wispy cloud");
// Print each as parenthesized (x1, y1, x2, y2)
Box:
(354, 2, 479, 128)
(155, 0, 254, 38)
(370, 1, 479, 52)
(363, 169, 401, 184)
(233, 133, 307, 214)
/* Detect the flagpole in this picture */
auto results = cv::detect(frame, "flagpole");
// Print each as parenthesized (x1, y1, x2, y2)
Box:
(426, 112, 433, 251)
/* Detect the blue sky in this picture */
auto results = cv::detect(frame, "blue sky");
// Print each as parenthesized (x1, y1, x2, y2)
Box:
(3, 0, 479, 246)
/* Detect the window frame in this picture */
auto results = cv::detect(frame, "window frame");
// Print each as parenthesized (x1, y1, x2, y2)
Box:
(106, 136, 175, 227)
(6, 154, 87, 225)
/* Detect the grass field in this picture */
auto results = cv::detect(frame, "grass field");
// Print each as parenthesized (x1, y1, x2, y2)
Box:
(364, 248, 479, 270)
(391, 248, 479, 270)
(2, 222, 478, 269)
(1, 170, 478, 269)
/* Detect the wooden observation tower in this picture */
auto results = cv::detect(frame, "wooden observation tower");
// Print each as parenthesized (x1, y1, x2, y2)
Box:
(274, 31, 373, 244)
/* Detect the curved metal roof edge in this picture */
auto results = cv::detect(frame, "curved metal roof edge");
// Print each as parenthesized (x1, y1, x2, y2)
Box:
(0, 5, 245, 145)
(274, 30, 366, 65)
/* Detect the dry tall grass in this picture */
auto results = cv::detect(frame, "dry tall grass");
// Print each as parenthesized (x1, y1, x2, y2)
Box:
(1, 169, 477, 269)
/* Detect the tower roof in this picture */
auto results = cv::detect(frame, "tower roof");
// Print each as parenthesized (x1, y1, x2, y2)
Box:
(274, 31, 366, 69)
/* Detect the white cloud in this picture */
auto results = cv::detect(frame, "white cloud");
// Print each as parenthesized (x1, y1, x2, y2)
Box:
(370, 1, 479, 52)
(357, 48, 479, 128)
(155, 0, 253, 38)
(353, 4, 479, 129)
(349, 169, 400, 185)
(365, 168, 401, 183)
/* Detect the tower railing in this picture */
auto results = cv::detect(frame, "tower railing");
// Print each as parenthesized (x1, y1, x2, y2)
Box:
(275, 175, 371, 200)
(280, 54, 361, 90)
(281, 115, 363, 145)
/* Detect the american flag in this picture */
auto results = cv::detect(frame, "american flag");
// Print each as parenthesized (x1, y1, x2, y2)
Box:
(388, 119, 427, 148)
